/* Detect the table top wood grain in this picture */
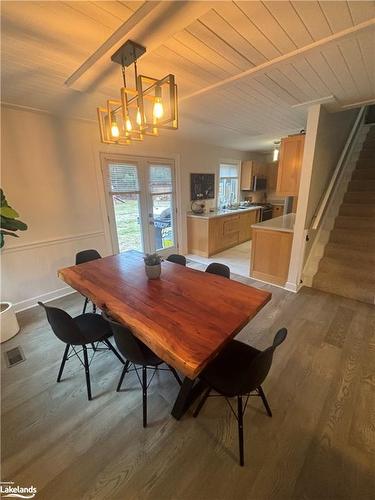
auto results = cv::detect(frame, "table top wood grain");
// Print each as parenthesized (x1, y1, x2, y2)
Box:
(58, 251, 271, 379)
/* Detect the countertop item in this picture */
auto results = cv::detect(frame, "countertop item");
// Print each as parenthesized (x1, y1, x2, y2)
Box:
(252, 213, 295, 233)
(187, 206, 261, 219)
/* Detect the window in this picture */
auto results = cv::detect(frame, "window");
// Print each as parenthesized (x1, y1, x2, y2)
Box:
(219, 162, 240, 207)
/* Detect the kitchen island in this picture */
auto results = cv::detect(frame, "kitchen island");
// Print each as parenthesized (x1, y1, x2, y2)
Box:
(187, 207, 261, 257)
(250, 213, 295, 286)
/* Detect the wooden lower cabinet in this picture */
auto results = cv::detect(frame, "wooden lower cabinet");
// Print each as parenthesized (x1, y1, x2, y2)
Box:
(272, 204, 284, 218)
(187, 210, 260, 257)
(239, 210, 258, 243)
(250, 228, 293, 286)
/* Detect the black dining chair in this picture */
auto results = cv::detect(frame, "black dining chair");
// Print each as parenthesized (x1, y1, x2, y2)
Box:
(193, 328, 287, 466)
(102, 311, 182, 428)
(75, 249, 102, 313)
(39, 302, 124, 401)
(205, 262, 230, 279)
(166, 254, 187, 266)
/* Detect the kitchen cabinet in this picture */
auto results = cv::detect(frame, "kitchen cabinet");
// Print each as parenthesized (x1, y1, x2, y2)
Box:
(250, 227, 293, 286)
(266, 162, 279, 192)
(276, 134, 305, 196)
(239, 210, 259, 243)
(272, 204, 284, 218)
(241, 160, 270, 191)
(240, 160, 255, 190)
(187, 209, 260, 257)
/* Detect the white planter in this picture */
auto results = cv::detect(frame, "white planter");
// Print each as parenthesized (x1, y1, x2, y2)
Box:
(0, 302, 20, 343)
(145, 263, 161, 280)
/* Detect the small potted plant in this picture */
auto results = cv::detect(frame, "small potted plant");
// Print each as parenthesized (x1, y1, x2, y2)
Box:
(143, 253, 162, 280)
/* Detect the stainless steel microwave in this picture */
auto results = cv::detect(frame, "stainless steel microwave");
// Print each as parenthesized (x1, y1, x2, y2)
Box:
(253, 176, 267, 191)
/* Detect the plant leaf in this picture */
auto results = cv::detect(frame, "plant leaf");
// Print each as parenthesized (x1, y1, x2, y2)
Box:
(0, 206, 19, 218)
(0, 216, 28, 231)
(0, 230, 19, 237)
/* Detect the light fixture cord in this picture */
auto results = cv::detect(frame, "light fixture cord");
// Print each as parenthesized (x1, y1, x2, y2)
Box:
(121, 64, 127, 87)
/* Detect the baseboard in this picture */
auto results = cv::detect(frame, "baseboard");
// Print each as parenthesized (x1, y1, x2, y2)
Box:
(285, 281, 302, 293)
(13, 286, 77, 313)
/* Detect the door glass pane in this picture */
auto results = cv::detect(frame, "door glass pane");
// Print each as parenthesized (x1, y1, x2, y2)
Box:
(109, 164, 139, 192)
(149, 165, 172, 193)
(112, 194, 143, 253)
(152, 193, 174, 251)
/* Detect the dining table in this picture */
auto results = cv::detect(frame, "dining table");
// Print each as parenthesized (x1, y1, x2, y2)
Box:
(58, 250, 272, 419)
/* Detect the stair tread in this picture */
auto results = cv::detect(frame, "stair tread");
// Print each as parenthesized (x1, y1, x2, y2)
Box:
(318, 257, 375, 280)
(325, 242, 375, 256)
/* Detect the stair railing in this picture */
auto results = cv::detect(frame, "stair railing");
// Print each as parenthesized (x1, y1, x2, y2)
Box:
(310, 106, 366, 231)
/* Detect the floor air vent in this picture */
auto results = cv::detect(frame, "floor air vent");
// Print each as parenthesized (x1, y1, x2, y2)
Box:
(4, 346, 25, 367)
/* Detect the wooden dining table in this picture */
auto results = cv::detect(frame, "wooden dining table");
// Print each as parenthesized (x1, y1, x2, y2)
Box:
(58, 250, 271, 419)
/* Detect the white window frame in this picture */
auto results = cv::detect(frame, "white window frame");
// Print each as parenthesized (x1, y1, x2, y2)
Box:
(218, 160, 241, 207)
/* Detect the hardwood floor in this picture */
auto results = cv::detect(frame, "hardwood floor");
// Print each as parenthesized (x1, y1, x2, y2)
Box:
(1, 270, 374, 500)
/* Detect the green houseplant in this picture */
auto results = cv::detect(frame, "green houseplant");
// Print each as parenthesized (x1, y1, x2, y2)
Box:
(0, 189, 28, 248)
(143, 253, 162, 280)
(1, 188, 28, 342)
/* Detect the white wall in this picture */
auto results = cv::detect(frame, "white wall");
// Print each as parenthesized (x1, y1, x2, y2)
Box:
(1, 105, 248, 310)
(304, 107, 358, 228)
(286, 105, 359, 291)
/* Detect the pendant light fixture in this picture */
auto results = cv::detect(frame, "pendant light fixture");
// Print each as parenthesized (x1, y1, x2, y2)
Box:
(273, 141, 280, 162)
(97, 40, 178, 145)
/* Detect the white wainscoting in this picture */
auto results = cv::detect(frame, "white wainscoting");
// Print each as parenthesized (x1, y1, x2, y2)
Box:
(1, 231, 107, 312)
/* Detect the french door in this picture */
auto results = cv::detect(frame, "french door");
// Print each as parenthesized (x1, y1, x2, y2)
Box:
(102, 155, 178, 256)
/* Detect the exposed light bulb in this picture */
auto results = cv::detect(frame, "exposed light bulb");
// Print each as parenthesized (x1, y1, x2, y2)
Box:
(111, 120, 120, 138)
(136, 108, 142, 126)
(125, 117, 132, 132)
(153, 97, 164, 120)
(273, 147, 279, 162)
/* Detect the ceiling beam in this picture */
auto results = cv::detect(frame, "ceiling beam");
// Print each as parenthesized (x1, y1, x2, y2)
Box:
(65, 1, 217, 92)
(180, 18, 375, 102)
(65, 1, 159, 89)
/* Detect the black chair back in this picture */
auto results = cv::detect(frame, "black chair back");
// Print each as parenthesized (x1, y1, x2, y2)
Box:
(239, 328, 287, 394)
(38, 302, 86, 345)
(102, 312, 149, 366)
(75, 249, 101, 265)
(166, 254, 186, 266)
(205, 262, 230, 279)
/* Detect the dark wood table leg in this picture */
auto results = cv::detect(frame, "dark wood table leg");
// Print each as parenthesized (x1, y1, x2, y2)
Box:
(171, 376, 206, 420)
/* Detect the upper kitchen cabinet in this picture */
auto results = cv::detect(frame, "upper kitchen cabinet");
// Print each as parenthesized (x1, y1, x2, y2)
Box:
(276, 134, 305, 196)
(240, 160, 255, 190)
(240, 161, 267, 191)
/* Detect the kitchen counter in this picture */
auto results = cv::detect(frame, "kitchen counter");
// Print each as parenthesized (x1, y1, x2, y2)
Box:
(252, 213, 295, 233)
(250, 213, 295, 286)
(187, 207, 260, 257)
(187, 206, 261, 219)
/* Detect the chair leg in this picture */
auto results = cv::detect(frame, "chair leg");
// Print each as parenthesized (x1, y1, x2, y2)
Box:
(91, 343, 97, 352)
(142, 366, 147, 428)
(83, 345, 92, 401)
(167, 364, 182, 386)
(117, 360, 130, 392)
(103, 338, 125, 364)
(57, 344, 70, 382)
(258, 386, 272, 417)
(82, 297, 89, 314)
(193, 386, 211, 417)
(92, 303, 97, 313)
(237, 396, 244, 466)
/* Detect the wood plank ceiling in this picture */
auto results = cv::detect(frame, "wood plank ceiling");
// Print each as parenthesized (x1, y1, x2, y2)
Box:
(1, 1, 374, 150)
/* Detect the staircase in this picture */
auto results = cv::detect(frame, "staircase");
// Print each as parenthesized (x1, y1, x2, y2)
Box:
(312, 125, 375, 305)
